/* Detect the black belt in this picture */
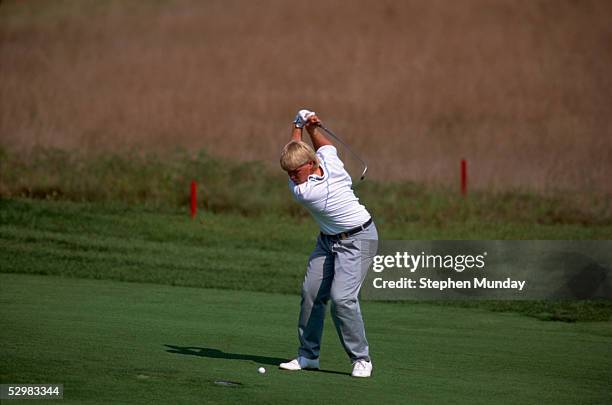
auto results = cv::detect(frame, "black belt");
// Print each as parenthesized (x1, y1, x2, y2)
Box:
(323, 218, 373, 240)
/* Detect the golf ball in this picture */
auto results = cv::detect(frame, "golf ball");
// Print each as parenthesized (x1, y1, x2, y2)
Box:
(258, 367, 266, 374)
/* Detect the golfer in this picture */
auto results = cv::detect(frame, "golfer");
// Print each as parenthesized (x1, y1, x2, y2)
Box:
(279, 109, 378, 378)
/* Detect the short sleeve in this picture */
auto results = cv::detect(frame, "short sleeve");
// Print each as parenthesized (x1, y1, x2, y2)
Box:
(316, 145, 343, 167)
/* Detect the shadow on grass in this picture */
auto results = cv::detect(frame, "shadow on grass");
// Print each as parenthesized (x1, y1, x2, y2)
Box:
(164, 344, 350, 375)
(164, 344, 285, 365)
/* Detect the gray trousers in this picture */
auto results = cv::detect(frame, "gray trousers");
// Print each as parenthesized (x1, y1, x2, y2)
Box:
(298, 222, 378, 362)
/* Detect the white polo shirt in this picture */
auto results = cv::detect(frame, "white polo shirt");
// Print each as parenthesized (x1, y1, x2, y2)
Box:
(288, 145, 371, 235)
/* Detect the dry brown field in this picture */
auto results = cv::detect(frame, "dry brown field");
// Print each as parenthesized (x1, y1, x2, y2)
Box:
(1, 0, 611, 193)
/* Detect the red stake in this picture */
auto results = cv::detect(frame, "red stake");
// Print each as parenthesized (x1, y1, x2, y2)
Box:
(190, 180, 197, 218)
(461, 159, 467, 196)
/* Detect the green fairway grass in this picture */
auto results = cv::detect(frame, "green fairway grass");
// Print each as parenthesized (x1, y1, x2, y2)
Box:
(1, 273, 611, 404)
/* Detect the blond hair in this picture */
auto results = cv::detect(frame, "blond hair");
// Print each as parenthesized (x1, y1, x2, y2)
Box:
(280, 141, 320, 171)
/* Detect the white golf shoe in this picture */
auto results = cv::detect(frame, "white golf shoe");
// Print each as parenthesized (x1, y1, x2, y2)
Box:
(279, 356, 320, 371)
(351, 359, 373, 378)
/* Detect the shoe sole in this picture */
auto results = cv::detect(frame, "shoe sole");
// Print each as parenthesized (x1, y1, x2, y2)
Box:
(352, 369, 373, 378)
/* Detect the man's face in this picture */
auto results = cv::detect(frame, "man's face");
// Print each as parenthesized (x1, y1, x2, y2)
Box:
(287, 161, 314, 185)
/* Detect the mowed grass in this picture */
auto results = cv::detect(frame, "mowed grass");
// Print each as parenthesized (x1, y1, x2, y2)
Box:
(1, 198, 611, 322)
(1, 273, 611, 404)
(1, 197, 611, 293)
(0, 198, 315, 293)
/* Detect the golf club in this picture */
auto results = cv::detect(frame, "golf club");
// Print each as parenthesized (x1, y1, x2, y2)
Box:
(318, 123, 368, 181)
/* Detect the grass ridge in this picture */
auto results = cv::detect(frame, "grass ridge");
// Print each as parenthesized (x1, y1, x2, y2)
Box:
(2, 147, 611, 228)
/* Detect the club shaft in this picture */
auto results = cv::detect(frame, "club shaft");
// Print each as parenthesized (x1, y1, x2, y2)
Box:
(318, 124, 368, 179)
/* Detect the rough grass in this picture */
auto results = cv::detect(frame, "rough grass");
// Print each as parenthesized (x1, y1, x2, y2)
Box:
(2, 147, 611, 232)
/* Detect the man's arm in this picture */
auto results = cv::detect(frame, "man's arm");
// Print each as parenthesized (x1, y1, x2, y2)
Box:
(291, 126, 302, 142)
(305, 115, 333, 150)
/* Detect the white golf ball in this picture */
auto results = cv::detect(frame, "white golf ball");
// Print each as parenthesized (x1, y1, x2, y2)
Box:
(258, 367, 266, 374)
